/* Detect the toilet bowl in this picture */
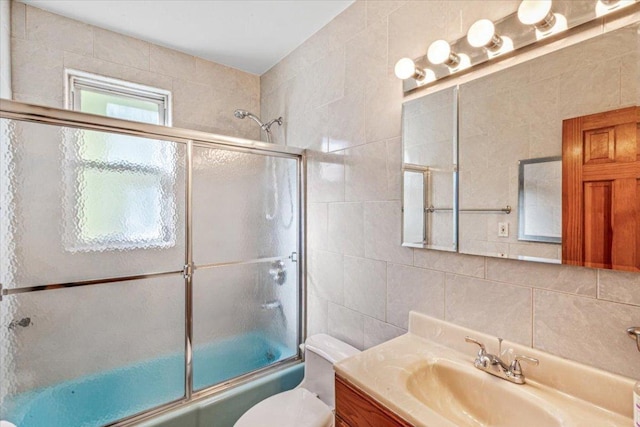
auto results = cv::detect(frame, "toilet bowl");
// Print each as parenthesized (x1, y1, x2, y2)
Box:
(234, 334, 360, 427)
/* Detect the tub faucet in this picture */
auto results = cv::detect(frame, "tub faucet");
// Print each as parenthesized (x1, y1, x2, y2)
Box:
(465, 336, 538, 385)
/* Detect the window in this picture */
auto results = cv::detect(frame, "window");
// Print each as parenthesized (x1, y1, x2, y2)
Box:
(65, 70, 176, 252)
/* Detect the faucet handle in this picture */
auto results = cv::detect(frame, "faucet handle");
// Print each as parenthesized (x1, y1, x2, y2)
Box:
(465, 336, 486, 354)
(509, 354, 539, 375)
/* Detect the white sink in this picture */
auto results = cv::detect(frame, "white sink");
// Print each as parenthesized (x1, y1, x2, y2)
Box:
(406, 359, 563, 427)
(334, 312, 633, 427)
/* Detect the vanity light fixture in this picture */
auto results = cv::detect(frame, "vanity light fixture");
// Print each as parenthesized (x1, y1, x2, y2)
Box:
(395, 0, 639, 93)
(467, 19, 503, 52)
(427, 40, 460, 68)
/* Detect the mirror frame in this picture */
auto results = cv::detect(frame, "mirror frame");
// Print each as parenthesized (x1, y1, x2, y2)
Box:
(517, 156, 562, 244)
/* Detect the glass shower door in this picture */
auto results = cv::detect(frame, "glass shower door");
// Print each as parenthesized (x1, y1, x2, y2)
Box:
(0, 119, 187, 426)
(191, 145, 300, 391)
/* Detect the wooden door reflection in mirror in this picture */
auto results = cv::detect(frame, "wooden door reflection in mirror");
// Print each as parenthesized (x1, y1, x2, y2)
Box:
(563, 106, 640, 271)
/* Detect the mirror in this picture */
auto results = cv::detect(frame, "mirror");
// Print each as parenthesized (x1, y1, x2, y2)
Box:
(518, 157, 561, 245)
(401, 87, 457, 251)
(401, 22, 639, 272)
(456, 22, 639, 266)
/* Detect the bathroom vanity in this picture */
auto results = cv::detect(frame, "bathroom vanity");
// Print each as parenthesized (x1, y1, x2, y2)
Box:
(335, 375, 410, 427)
(334, 312, 633, 427)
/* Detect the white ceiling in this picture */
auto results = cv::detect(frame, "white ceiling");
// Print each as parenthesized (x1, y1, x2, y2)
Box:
(19, 0, 354, 75)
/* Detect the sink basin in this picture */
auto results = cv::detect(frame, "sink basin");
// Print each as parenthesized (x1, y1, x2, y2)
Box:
(406, 360, 563, 427)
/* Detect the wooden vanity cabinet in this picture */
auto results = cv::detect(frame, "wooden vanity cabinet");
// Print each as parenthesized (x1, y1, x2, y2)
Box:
(335, 374, 412, 427)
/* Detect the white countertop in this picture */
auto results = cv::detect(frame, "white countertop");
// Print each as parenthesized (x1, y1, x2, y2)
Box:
(334, 312, 633, 427)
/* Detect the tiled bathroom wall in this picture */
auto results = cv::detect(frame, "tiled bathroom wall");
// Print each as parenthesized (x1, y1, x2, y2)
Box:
(261, 0, 640, 379)
(0, 0, 10, 98)
(9, 2, 261, 140)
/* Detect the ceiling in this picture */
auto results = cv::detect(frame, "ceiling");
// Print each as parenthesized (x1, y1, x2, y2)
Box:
(19, 0, 354, 75)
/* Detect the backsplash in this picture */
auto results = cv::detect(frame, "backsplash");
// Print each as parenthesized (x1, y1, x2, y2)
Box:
(260, 0, 640, 379)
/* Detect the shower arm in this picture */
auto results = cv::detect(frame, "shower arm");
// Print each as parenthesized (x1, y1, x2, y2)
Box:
(243, 112, 265, 128)
(262, 117, 283, 131)
(234, 109, 282, 144)
(244, 113, 272, 143)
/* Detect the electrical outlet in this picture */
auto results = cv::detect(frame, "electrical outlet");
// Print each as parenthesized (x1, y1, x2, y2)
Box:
(498, 222, 509, 237)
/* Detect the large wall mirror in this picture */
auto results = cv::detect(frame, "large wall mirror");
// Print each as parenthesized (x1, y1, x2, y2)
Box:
(402, 21, 639, 272)
(401, 87, 457, 251)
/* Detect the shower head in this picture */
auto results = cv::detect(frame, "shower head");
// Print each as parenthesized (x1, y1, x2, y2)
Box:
(234, 109, 263, 126)
(234, 109, 249, 119)
(233, 108, 283, 144)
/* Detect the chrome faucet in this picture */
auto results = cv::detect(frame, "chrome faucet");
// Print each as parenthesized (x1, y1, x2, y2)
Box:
(465, 336, 539, 385)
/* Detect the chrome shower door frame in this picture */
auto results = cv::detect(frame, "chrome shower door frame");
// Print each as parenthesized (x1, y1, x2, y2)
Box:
(0, 99, 307, 427)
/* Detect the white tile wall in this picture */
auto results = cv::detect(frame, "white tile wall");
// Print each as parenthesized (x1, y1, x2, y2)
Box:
(93, 27, 149, 71)
(343, 255, 386, 320)
(445, 274, 533, 346)
(327, 202, 363, 256)
(10, 3, 261, 140)
(386, 263, 444, 329)
(363, 201, 413, 265)
(262, 0, 640, 379)
(0, 0, 11, 99)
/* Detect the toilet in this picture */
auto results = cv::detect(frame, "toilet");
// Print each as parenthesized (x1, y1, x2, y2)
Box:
(234, 334, 360, 427)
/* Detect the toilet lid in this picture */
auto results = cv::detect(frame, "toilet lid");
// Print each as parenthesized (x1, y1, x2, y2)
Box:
(234, 388, 333, 427)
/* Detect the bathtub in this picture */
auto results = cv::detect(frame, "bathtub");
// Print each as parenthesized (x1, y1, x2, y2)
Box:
(2, 333, 302, 427)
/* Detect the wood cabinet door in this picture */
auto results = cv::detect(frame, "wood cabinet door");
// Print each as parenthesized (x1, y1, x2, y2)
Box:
(563, 106, 640, 271)
(335, 375, 412, 427)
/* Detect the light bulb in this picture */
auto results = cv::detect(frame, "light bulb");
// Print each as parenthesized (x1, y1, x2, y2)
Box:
(595, 0, 634, 17)
(518, 0, 556, 31)
(394, 57, 426, 81)
(395, 58, 416, 80)
(416, 69, 436, 86)
(452, 54, 471, 71)
(467, 19, 503, 52)
(427, 40, 459, 67)
(488, 36, 514, 57)
(535, 13, 567, 39)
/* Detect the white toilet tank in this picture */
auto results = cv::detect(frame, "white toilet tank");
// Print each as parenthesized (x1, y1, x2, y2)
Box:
(300, 334, 360, 408)
(233, 334, 360, 427)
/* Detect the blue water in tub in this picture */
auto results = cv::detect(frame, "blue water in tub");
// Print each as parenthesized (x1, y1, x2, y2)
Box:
(2, 333, 291, 427)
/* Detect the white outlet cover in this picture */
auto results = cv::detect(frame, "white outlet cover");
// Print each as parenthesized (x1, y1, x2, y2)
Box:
(498, 222, 509, 237)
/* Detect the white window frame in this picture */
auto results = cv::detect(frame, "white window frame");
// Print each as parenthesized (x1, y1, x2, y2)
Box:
(63, 69, 177, 252)
(65, 69, 172, 126)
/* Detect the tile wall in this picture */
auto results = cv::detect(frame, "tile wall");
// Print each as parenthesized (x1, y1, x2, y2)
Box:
(0, 0, 10, 98)
(261, 0, 640, 379)
(9, 2, 261, 140)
